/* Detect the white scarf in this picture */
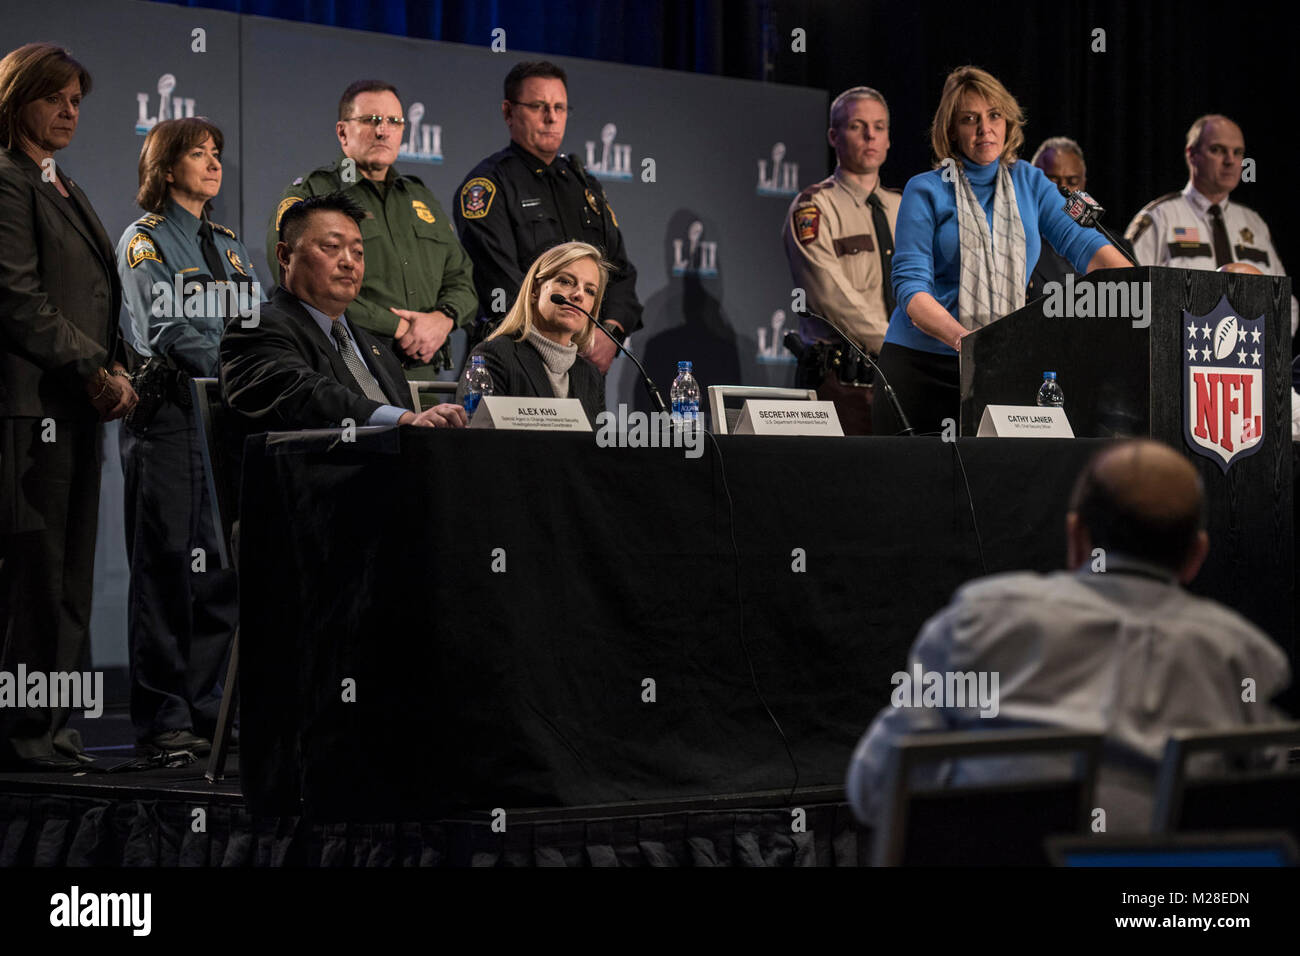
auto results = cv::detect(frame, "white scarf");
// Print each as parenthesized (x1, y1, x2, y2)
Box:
(955, 161, 1027, 332)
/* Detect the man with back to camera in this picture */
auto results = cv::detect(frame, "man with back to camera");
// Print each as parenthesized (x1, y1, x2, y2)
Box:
(227, 193, 466, 432)
(267, 80, 478, 386)
(845, 439, 1291, 835)
(454, 60, 642, 373)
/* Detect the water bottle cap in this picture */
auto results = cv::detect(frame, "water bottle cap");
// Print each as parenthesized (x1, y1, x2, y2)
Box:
(1044, 371, 1057, 380)
(678, 361, 692, 371)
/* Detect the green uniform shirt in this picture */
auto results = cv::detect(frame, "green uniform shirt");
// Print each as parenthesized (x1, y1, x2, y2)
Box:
(267, 156, 478, 376)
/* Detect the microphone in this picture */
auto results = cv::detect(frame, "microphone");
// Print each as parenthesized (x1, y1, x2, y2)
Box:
(1057, 184, 1138, 266)
(793, 310, 915, 436)
(549, 294, 668, 413)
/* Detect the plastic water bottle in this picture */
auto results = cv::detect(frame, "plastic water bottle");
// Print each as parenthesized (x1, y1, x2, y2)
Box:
(1036, 371, 1064, 408)
(462, 354, 494, 414)
(670, 361, 700, 430)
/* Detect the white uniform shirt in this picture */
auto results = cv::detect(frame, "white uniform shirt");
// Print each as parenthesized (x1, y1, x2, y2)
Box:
(1125, 181, 1297, 335)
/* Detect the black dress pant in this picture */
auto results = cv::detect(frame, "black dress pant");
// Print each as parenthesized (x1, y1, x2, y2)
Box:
(872, 342, 960, 438)
(0, 417, 100, 760)
(120, 397, 237, 740)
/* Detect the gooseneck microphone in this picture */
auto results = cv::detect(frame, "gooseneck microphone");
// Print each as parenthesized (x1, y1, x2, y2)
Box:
(1057, 185, 1138, 266)
(793, 309, 915, 436)
(549, 294, 668, 413)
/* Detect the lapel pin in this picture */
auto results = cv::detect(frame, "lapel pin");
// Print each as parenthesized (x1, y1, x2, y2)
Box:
(371, 345, 381, 356)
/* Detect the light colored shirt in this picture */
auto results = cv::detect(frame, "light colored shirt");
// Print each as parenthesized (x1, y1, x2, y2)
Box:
(845, 558, 1291, 834)
(783, 168, 901, 353)
(299, 299, 406, 427)
(1125, 181, 1298, 336)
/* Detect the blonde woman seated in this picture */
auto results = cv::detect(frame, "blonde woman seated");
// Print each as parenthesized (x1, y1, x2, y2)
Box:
(458, 240, 611, 421)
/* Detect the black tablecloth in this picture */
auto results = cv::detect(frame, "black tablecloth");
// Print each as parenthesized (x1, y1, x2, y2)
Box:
(237, 431, 1293, 817)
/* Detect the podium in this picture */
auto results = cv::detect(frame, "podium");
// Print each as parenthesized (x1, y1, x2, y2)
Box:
(960, 266, 1294, 651)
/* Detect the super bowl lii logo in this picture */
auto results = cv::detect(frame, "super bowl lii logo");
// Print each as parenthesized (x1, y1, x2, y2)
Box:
(584, 123, 633, 180)
(398, 102, 443, 164)
(756, 309, 795, 364)
(671, 220, 718, 276)
(135, 74, 195, 135)
(757, 142, 799, 197)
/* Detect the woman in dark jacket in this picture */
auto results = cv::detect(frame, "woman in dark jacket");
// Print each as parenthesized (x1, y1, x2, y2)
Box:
(457, 240, 609, 423)
(0, 42, 137, 770)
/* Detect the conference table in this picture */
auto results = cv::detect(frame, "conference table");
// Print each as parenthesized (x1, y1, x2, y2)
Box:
(235, 429, 1293, 819)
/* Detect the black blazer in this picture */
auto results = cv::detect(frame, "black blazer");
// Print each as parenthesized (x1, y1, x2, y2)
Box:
(219, 285, 413, 433)
(457, 334, 606, 423)
(0, 146, 124, 419)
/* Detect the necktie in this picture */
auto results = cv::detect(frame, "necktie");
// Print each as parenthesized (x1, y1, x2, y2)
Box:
(198, 222, 231, 282)
(329, 319, 389, 403)
(867, 191, 897, 317)
(1207, 204, 1232, 268)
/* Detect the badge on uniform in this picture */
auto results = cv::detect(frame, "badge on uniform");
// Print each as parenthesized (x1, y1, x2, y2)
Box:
(794, 204, 821, 245)
(584, 188, 601, 216)
(411, 200, 435, 224)
(126, 233, 161, 268)
(275, 196, 304, 232)
(1240, 227, 1254, 244)
(226, 249, 249, 276)
(460, 177, 496, 220)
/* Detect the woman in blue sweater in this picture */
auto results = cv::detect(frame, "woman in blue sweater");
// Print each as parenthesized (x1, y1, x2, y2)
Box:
(874, 66, 1130, 436)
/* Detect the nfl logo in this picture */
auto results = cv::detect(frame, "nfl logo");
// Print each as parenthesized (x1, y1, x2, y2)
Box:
(1182, 294, 1265, 472)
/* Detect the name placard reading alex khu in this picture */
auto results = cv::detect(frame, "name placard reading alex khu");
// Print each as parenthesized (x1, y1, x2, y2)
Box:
(469, 397, 592, 431)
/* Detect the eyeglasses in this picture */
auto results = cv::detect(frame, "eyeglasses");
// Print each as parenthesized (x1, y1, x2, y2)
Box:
(509, 100, 571, 117)
(343, 115, 406, 129)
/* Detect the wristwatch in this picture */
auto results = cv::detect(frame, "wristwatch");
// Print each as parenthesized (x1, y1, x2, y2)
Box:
(438, 303, 459, 322)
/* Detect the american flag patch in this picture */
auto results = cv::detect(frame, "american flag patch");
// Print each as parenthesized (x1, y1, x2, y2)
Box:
(1173, 226, 1200, 243)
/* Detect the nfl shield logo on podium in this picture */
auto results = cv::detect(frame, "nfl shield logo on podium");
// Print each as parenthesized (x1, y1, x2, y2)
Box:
(1182, 294, 1265, 472)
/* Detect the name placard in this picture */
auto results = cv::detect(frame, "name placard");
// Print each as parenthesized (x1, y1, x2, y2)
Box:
(469, 396, 592, 431)
(976, 405, 1074, 438)
(732, 400, 844, 436)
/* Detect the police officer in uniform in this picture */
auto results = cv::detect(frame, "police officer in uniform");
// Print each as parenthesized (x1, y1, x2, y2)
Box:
(1125, 113, 1297, 336)
(782, 87, 900, 434)
(267, 80, 478, 383)
(454, 60, 642, 374)
(116, 117, 255, 755)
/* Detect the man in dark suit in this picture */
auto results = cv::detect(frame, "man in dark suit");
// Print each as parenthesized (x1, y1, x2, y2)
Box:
(221, 194, 466, 433)
(0, 43, 137, 770)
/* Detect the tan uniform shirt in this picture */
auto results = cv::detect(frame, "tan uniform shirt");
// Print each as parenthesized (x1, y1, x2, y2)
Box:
(783, 168, 901, 354)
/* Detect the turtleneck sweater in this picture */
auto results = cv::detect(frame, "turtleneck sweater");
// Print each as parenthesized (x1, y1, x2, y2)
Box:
(525, 327, 578, 398)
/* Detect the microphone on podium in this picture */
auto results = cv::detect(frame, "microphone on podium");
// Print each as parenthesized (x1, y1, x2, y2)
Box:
(549, 294, 668, 413)
(1058, 184, 1138, 266)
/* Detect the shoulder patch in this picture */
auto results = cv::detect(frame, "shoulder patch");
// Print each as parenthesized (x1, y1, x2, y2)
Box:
(411, 199, 435, 224)
(275, 196, 305, 232)
(460, 177, 496, 220)
(1125, 213, 1154, 243)
(209, 221, 236, 240)
(136, 212, 165, 230)
(1139, 191, 1182, 213)
(225, 248, 249, 277)
(793, 204, 821, 245)
(126, 233, 162, 269)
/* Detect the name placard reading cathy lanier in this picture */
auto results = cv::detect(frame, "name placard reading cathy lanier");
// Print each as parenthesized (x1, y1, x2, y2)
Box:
(469, 397, 593, 431)
(732, 400, 844, 436)
(976, 404, 1075, 438)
